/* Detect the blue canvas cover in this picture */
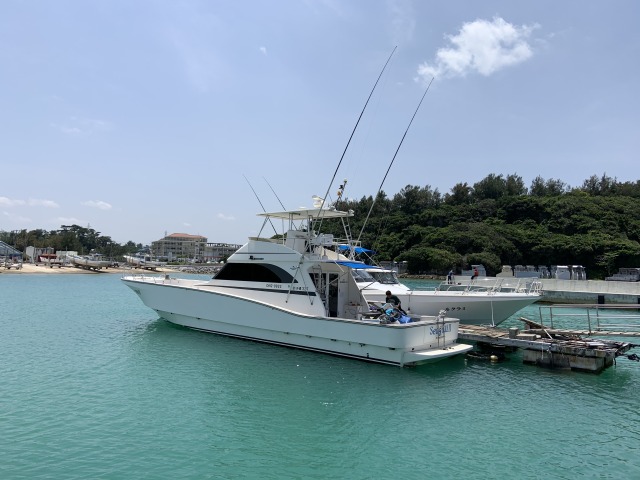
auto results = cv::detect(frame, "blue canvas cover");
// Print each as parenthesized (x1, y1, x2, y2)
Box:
(337, 245, 376, 255)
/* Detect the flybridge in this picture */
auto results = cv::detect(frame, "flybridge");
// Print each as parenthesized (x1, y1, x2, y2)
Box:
(257, 207, 353, 221)
(255, 204, 357, 255)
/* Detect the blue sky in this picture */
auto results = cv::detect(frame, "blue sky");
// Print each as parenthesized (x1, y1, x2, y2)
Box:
(1, 1, 639, 245)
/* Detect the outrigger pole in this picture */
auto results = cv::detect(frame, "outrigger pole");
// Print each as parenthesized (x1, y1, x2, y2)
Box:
(243, 174, 279, 237)
(264, 177, 287, 210)
(355, 76, 435, 247)
(314, 46, 397, 228)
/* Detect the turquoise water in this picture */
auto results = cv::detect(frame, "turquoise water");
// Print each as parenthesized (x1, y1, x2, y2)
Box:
(1, 274, 639, 479)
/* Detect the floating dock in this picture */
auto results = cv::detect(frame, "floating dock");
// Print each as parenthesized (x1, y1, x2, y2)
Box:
(459, 324, 637, 373)
(458, 304, 640, 373)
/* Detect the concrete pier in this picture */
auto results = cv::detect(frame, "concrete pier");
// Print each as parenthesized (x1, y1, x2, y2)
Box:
(541, 278, 640, 304)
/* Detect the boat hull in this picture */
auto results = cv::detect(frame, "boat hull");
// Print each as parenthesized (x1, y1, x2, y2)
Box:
(123, 255, 165, 270)
(122, 276, 471, 366)
(71, 258, 111, 269)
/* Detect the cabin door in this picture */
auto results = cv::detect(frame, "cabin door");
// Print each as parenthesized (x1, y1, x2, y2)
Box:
(327, 273, 339, 317)
(310, 271, 338, 317)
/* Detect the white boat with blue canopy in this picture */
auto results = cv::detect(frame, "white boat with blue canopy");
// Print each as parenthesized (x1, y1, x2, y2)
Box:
(354, 266, 542, 326)
(121, 201, 471, 367)
(340, 242, 541, 326)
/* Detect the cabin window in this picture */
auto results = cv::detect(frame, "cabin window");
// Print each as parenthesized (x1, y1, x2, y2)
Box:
(214, 263, 296, 283)
(351, 269, 375, 283)
(369, 270, 398, 284)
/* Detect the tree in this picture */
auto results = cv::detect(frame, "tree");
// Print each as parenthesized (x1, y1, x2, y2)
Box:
(530, 176, 567, 197)
(397, 246, 463, 274)
(444, 182, 472, 205)
(580, 173, 617, 196)
(473, 174, 506, 201)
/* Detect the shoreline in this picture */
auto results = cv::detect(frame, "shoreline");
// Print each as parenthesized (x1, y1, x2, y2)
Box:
(5, 265, 445, 277)
(398, 274, 444, 280)
(0, 263, 172, 275)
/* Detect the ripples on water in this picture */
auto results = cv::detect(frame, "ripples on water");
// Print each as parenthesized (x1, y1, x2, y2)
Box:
(1, 274, 639, 478)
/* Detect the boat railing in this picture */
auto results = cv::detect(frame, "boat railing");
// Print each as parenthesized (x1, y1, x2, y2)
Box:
(248, 237, 280, 243)
(536, 304, 640, 334)
(436, 277, 542, 295)
(123, 273, 185, 285)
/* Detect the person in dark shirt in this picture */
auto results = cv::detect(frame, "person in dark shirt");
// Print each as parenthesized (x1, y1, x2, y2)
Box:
(471, 267, 479, 280)
(385, 290, 406, 314)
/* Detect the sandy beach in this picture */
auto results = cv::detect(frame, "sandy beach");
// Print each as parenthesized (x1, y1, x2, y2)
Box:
(1, 263, 171, 275)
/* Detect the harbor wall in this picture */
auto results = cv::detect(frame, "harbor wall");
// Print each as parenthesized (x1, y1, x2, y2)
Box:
(541, 279, 640, 304)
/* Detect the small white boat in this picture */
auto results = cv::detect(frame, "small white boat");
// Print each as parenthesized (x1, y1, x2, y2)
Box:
(3, 258, 23, 270)
(39, 254, 64, 268)
(355, 267, 542, 326)
(122, 202, 472, 367)
(123, 254, 166, 270)
(70, 253, 112, 270)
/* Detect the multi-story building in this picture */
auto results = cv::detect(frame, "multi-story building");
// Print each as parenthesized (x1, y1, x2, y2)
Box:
(151, 234, 241, 263)
(151, 233, 207, 261)
(203, 242, 243, 263)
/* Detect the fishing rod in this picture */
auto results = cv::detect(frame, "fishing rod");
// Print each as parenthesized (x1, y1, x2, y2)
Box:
(264, 177, 300, 235)
(263, 177, 286, 210)
(355, 76, 435, 246)
(243, 174, 279, 237)
(313, 46, 397, 229)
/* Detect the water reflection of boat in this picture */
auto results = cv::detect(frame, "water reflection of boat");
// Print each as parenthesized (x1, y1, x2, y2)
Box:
(122, 201, 472, 367)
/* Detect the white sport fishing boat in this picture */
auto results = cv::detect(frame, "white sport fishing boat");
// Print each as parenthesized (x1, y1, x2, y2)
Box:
(122, 202, 472, 367)
(354, 266, 542, 326)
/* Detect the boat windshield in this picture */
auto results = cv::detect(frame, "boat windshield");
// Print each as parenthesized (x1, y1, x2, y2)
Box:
(350, 269, 376, 283)
(368, 270, 399, 284)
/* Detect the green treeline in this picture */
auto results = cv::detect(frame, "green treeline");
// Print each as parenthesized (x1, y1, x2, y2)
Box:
(3, 173, 639, 279)
(0, 224, 142, 258)
(327, 173, 640, 279)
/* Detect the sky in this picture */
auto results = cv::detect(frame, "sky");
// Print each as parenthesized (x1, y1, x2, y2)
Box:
(1, 1, 639, 246)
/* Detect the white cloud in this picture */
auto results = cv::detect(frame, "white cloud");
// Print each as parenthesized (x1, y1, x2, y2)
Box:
(0, 196, 25, 206)
(51, 124, 82, 135)
(259, 46, 267, 56)
(82, 200, 112, 210)
(1, 196, 58, 207)
(183, 222, 192, 227)
(51, 117, 112, 136)
(217, 213, 235, 221)
(28, 199, 59, 208)
(2, 211, 32, 223)
(417, 17, 538, 80)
